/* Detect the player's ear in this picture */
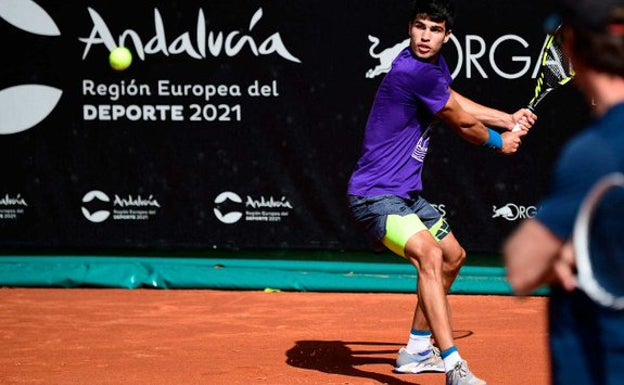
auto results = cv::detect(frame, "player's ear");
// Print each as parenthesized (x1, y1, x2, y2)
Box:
(443, 30, 452, 44)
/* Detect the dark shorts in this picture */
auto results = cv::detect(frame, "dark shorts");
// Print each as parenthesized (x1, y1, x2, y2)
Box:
(348, 194, 451, 256)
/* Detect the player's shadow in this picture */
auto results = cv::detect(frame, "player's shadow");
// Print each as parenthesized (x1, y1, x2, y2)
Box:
(285, 331, 473, 385)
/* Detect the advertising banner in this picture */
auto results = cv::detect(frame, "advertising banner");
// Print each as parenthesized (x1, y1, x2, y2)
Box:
(0, 0, 589, 252)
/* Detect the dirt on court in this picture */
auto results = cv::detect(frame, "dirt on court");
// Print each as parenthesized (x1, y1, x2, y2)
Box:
(0, 289, 549, 385)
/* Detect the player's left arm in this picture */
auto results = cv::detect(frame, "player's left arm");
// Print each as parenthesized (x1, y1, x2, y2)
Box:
(452, 90, 537, 131)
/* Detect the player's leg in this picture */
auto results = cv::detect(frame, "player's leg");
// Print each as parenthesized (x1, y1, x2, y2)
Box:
(381, 211, 457, 369)
(402, 230, 454, 351)
(407, 198, 465, 336)
(390, 198, 484, 384)
(382, 200, 459, 373)
(439, 232, 466, 288)
(347, 195, 484, 382)
(391, 219, 485, 384)
(411, 231, 465, 335)
(347, 195, 446, 374)
(382, 213, 447, 374)
(417, 232, 487, 384)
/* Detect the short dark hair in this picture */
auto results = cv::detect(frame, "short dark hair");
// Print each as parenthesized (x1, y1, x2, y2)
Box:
(569, 6, 624, 77)
(410, 0, 456, 30)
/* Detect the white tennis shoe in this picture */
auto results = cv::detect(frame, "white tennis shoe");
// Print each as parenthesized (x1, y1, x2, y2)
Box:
(445, 360, 487, 385)
(394, 346, 445, 374)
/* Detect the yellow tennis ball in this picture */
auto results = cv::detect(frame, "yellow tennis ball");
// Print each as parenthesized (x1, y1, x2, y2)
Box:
(109, 46, 132, 71)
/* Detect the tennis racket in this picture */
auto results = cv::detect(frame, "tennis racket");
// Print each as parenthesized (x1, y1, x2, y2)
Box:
(573, 172, 624, 310)
(512, 26, 575, 132)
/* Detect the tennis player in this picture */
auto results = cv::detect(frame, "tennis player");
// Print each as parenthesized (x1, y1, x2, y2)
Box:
(504, 0, 624, 384)
(347, 1, 536, 384)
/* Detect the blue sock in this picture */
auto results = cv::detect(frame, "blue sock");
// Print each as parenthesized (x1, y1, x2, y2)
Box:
(406, 329, 432, 354)
(441, 346, 462, 371)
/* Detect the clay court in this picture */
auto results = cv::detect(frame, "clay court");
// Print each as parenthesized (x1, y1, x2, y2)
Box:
(0, 289, 549, 385)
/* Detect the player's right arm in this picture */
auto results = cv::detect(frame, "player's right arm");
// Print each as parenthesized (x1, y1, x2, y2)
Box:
(452, 90, 537, 132)
(435, 92, 525, 154)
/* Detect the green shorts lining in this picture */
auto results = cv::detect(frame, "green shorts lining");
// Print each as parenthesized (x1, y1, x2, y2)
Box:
(382, 214, 449, 257)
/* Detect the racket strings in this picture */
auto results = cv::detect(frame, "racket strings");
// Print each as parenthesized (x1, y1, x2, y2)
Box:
(528, 31, 575, 109)
(542, 39, 574, 88)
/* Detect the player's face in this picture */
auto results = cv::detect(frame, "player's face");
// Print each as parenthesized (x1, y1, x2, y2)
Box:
(409, 16, 451, 62)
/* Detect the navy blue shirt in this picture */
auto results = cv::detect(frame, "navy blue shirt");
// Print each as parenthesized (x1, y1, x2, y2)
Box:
(536, 103, 624, 242)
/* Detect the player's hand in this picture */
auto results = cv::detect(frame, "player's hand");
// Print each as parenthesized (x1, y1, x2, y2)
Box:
(553, 242, 578, 291)
(510, 109, 537, 132)
(499, 131, 523, 154)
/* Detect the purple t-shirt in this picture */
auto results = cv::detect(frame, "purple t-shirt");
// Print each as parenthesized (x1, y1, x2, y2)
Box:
(348, 48, 452, 199)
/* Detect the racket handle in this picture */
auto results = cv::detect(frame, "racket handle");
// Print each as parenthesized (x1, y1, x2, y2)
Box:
(512, 105, 534, 132)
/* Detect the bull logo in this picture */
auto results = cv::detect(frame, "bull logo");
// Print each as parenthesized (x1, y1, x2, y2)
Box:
(365, 35, 409, 79)
(492, 203, 537, 221)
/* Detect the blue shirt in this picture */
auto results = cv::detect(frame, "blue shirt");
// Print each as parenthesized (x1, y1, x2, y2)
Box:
(537, 103, 624, 243)
(348, 48, 452, 199)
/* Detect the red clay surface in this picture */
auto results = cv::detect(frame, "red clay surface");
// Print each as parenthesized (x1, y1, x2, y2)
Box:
(0, 289, 549, 385)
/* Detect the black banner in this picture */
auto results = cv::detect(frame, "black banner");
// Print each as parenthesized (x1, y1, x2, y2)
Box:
(0, 1, 590, 252)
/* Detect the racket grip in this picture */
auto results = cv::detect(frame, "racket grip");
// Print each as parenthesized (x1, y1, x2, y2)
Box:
(512, 105, 534, 132)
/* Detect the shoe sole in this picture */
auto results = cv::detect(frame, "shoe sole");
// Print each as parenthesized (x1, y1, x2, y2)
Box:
(394, 365, 446, 374)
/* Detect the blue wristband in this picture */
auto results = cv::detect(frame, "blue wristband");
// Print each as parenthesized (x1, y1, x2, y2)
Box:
(483, 128, 503, 150)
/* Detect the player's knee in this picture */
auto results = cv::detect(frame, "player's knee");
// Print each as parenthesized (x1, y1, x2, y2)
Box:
(414, 246, 444, 281)
(446, 247, 466, 273)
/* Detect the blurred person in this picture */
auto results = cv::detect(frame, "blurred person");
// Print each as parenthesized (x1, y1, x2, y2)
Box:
(505, 1, 624, 384)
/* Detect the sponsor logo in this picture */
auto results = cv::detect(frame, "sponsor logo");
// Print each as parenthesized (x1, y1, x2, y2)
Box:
(0, 0, 60, 36)
(412, 127, 431, 163)
(492, 203, 536, 221)
(0, 193, 28, 220)
(365, 33, 550, 80)
(213, 191, 244, 224)
(0, 3, 298, 135)
(0, 0, 62, 134)
(81, 190, 161, 223)
(80, 7, 300, 63)
(365, 35, 409, 79)
(0, 193, 28, 207)
(213, 191, 294, 224)
(431, 203, 446, 217)
(81, 190, 111, 223)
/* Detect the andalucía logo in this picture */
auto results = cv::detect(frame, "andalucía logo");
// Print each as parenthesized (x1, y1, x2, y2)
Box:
(81, 190, 161, 223)
(0, 2, 300, 135)
(0, 193, 28, 220)
(81, 190, 111, 223)
(214, 191, 294, 224)
(0, 0, 62, 135)
(213, 191, 244, 224)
